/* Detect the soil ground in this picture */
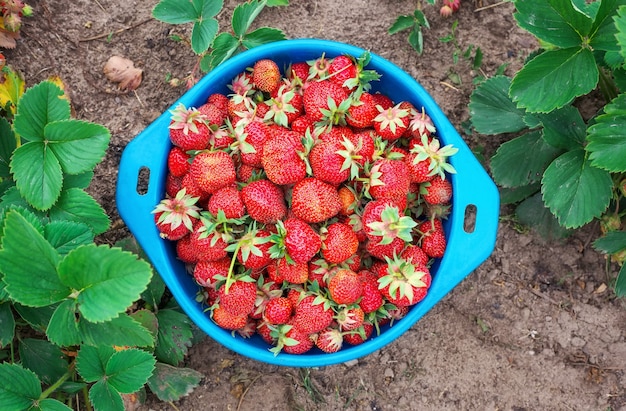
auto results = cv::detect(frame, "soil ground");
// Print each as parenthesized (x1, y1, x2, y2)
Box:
(7, 1, 626, 410)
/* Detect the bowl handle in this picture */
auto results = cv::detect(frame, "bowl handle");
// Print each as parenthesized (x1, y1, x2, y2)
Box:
(116, 117, 170, 235)
(434, 137, 500, 293)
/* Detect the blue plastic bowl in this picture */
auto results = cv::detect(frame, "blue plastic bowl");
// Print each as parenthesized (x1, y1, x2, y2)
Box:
(116, 39, 499, 367)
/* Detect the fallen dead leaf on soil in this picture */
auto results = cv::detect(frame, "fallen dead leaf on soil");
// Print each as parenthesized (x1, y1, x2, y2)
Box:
(103, 55, 142, 91)
(0, 29, 18, 49)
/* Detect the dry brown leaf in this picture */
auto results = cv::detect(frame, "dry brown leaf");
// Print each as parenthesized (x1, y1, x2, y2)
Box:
(0, 29, 19, 49)
(103, 55, 143, 91)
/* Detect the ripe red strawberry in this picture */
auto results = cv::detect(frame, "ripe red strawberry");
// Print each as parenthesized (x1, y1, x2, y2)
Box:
(328, 269, 363, 305)
(238, 120, 271, 168)
(377, 254, 431, 307)
(366, 236, 406, 260)
(419, 218, 447, 258)
(303, 79, 349, 122)
(368, 158, 411, 202)
(168, 104, 212, 151)
(373, 102, 410, 140)
(287, 61, 311, 85)
(292, 295, 334, 334)
(193, 258, 230, 289)
(189, 150, 236, 194)
(271, 257, 309, 284)
(167, 146, 191, 177)
(207, 185, 245, 218)
(257, 321, 277, 345)
(401, 244, 430, 267)
(282, 324, 315, 355)
(261, 130, 307, 185)
(235, 228, 273, 270)
(241, 179, 287, 224)
(409, 134, 458, 180)
(273, 218, 321, 264)
(291, 178, 342, 223)
(263, 297, 294, 325)
(189, 222, 229, 262)
(328, 55, 357, 90)
(175, 234, 198, 264)
(308, 259, 331, 287)
(212, 304, 248, 330)
(207, 93, 229, 114)
(336, 306, 365, 331)
(371, 92, 393, 110)
(309, 139, 350, 185)
(347, 91, 378, 129)
(422, 175, 453, 205)
(180, 172, 208, 203)
(152, 188, 200, 241)
(218, 278, 257, 317)
(315, 327, 343, 353)
(290, 115, 315, 134)
(358, 270, 384, 313)
(252, 59, 281, 93)
(343, 322, 374, 346)
(320, 222, 359, 263)
(264, 85, 302, 127)
(361, 198, 417, 244)
(405, 151, 436, 183)
(197, 102, 227, 127)
(165, 173, 183, 198)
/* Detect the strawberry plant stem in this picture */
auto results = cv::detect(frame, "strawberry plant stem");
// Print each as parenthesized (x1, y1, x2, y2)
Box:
(40, 364, 74, 400)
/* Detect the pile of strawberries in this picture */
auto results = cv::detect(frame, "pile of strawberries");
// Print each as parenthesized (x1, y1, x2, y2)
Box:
(153, 51, 458, 355)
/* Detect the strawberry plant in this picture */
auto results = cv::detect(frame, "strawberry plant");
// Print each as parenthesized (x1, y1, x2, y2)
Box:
(152, 0, 288, 86)
(388, 0, 462, 55)
(468, 0, 626, 296)
(0, 64, 202, 410)
(0, 0, 32, 49)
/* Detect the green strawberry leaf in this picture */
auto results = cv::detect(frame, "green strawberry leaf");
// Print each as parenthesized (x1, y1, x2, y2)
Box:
(13, 81, 70, 142)
(590, 0, 625, 52)
(242, 27, 287, 49)
(79, 314, 155, 348)
(541, 149, 612, 228)
(515, 192, 572, 239)
(232, 0, 266, 38)
(10, 141, 63, 211)
(490, 130, 562, 188)
(0, 117, 16, 178)
(152, 0, 199, 24)
(615, 6, 626, 59)
(154, 308, 194, 366)
(57, 244, 152, 323)
(616, 265, 626, 297)
(147, 363, 203, 402)
(0, 363, 42, 411)
(388, 15, 415, 34)
(587, 93, 626, 172)
(593, 230, 626, 254)
(44, 220, 95, 256)
(88, 380, 124, 411)
(513, 0, 592, 48)
(18, 338, 67, 385)
(49, 188, 110, 235)
(13, 303, 57, 333)
(76, 345, 115, 382)
(536, 105, 586, 150)
(191, 15, 219, 55)
(468, 75, 527, 134)
(47, 299, 82, 347)
(45, 119, 110, 175)
(205, 32, 240, 71)
(499, 183, 541, 205)
(0, 301, 15, 348)
(106, 348, 156, 394)
(510, 47, 598, 113)
(0, 211, 68, 307)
